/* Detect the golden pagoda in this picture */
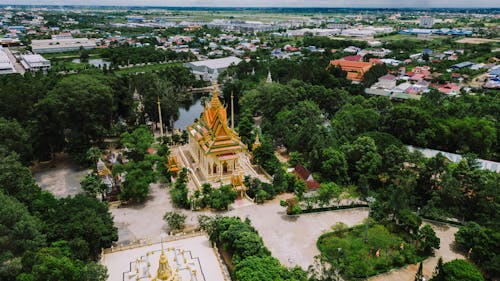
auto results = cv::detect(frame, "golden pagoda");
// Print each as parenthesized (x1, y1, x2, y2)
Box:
(187, 84, 246, 183)
(153, 244, 179, 281)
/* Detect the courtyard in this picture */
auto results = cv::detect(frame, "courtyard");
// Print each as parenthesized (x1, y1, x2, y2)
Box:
(102, 234, 227, 281)
(111, 183, 369, 269)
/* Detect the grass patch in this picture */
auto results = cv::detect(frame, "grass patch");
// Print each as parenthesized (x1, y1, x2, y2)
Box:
(115, 62, 182, 75)
(317, 224, 422, 280)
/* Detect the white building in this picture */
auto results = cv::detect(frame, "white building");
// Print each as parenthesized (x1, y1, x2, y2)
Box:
(419, 16, 435, 28)
(184, 56, 242, 81)
(0, 47, 16, 74)
(286, 28, 340, 37)
(31, 38, 97, 53)
(20, 54, 51, 72)
(377, 74, 397, 89)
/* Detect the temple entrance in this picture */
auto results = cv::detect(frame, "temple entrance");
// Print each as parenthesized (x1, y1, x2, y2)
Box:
(213, 163, 217, 174)
(223, 162, 228, 174)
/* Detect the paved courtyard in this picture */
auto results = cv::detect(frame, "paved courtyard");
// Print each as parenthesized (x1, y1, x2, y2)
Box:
(102, 235, 226, 281)
(111, 184, 369, 270)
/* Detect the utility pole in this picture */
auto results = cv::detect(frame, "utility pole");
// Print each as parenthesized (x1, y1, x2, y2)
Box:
(157, 96, 164, 137)
(364, 196, 375, 243)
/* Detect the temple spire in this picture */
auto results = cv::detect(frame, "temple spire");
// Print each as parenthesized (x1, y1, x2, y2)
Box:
(157, 96, 164, 137)
(252, 133, 261, 151)
(231, 91, 235, 130)
(156, 240, 178, 281)
(210, 82, 222, 109)
(266, 70, 272, 83)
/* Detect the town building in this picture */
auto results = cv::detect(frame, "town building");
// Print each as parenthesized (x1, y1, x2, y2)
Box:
(20, 54, 51, 72)
(377, 74, 397, 89)
(31, 38, 97, 53)
(0, 47, 15, 74)
(285, 28, 340, 37)
(288, 163, 320, 190)
(184, 56, 241, 81)
(327, 60, 374, 82)
(419, 16, 435, 28)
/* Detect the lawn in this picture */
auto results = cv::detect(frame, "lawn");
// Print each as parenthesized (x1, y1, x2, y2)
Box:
(317, 224, 422, 280)
(114, 62, 182, 75)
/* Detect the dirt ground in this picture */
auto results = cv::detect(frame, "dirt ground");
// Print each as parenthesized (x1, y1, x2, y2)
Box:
(111, 184, 368, 270)
(455, 37, 500, 44)
(33, 157, 89, 198)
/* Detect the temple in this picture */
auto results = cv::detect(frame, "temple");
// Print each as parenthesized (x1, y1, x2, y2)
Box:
(327, 60, 374, 82)
(186, 84, 247, 184)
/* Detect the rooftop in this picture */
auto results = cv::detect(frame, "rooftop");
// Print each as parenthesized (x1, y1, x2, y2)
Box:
(187, 56, 241, 70)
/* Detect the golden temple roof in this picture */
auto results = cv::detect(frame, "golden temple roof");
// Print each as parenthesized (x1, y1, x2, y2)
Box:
(188, 84, 246, 155)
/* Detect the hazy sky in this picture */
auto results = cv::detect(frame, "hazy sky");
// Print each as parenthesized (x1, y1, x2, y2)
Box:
(0, 0, 499, 7)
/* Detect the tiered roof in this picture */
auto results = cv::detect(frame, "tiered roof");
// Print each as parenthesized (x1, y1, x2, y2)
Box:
(188, 85, 246, 157)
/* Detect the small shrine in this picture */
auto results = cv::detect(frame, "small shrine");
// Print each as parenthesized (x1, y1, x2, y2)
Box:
(167, 155, 181, 176)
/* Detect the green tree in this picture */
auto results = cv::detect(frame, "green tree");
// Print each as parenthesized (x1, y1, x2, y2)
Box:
(0, 149, 43, 208)
(120, 125, 154, 162)
(44, 194, 118, 260)
(417, 224, 440, 255)
(209, 185, 237, 210)
(238, 110, 254, 147)
(317, 182, 342, 207)
(163, 211, 187, 231)
(431, 257, 445, 281)
(320, 148, 348, 183)
(17, 246, 108, 281)
(116, 156, 157, 203)
(430, 259, 484, 281)
(85, 147, 101, 170)
(80, 173, 108, 200)
(454, 222, 499, 278)
(342, 136, 381, 191)
(0, 118, 33, 164)
(0, 192, 45, 280)
(36, 74, 113, 163)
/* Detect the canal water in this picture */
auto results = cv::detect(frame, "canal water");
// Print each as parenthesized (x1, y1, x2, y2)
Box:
(174, 98, 204, 130)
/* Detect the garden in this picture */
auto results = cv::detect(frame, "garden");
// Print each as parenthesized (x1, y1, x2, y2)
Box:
(317, 222, 439, 280)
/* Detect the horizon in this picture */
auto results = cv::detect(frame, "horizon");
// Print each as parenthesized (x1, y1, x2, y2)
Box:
(0, 0, 499, 9)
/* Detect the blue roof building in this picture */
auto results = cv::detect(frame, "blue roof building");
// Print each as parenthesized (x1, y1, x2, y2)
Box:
(452, 61, 474, 69)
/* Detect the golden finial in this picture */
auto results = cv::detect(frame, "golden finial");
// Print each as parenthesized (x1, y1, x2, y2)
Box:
(252, 133, 261, 151)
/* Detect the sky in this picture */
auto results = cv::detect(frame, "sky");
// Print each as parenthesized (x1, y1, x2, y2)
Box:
(0, 0, 499, 7)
